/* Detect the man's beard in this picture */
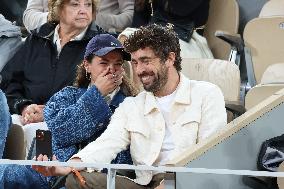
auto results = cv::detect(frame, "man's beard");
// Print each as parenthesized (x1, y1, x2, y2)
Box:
(139, 64, 168, 93)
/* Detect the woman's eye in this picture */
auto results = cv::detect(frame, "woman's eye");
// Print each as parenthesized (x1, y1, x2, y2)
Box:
(85, 3, 92, 7)
(70, 3, 79, 7)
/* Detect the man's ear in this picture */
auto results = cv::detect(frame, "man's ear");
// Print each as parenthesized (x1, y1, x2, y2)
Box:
(165, 52, 176, 67)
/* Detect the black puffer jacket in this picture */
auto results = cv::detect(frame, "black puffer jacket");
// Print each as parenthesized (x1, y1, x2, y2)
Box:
(132, 0, 210, 28)
(0, 22, 105, 114)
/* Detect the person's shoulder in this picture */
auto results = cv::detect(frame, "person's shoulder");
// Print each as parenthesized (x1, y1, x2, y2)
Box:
(119, 90, 147, 107)
(190, 79, 223, 96)
(30, 22, 56, 37)
(190, 79, 219, 89)
(54, 86, 82, 98)
(84, 22, 107, 38)
(180, 74, 220, 92)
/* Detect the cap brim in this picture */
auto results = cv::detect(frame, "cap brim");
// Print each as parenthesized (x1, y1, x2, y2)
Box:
(95, 47, 131, 61)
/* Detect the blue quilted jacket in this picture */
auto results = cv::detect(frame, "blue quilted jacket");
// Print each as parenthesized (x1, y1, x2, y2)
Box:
(44, 85, 132, 165)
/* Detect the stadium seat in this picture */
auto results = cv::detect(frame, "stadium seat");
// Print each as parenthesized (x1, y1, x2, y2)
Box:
(245, 84, 284, 109)
(204, 0, 242, 65)
(259, 0, 284, 18)
(260, 63, 284, 84)
(243, 15, 284, 109)
(243, 17, 284, 87)
(181, 58, 245, 122)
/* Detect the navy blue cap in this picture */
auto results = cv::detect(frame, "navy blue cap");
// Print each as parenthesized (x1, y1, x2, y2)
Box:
(84, 34, 130, 60)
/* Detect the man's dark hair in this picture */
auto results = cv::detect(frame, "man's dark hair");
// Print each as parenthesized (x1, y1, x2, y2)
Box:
(124, 24, 182, 71)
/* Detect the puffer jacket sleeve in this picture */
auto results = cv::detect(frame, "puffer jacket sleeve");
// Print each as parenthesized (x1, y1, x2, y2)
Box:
(44, 85, 112, 148)
(72, 97, 131, 165)
(1, 35, 34, 114)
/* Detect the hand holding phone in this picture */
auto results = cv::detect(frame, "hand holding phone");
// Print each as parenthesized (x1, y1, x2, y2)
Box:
(36, 130, 52, 160)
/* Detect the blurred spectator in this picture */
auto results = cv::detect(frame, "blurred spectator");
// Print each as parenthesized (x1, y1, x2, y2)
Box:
(23, 0, 48, 32)
(1, 0, 28, 26)
(129, 0, 213, 59)
(0, 0, 104, 158)
(23, 0, 134, 34)
(0, 90, 10, 158)
(95, 0, 134, 33)
(0, 14, 23, 72)
(132, 0, 210, 34)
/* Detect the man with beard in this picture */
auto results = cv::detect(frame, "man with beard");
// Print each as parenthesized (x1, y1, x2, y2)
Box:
(34, 24, 227, 189)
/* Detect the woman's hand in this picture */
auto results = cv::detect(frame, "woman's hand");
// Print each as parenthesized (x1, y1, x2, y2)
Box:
(32, 154, 72, 177)
(21, 104, 45, 125)
(94, 68, 124, 96)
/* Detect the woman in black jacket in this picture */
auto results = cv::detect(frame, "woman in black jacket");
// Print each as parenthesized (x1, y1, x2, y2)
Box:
(0, 0, 105, 158)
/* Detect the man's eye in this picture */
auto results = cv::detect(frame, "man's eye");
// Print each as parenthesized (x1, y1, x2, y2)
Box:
(142, 59, 150, 64)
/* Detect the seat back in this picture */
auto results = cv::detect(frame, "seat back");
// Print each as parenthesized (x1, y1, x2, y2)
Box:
(243, 17, 284, 84)
(122, 60, 134, 82)
(245, 84, 284, 109)
(181, 58, 240, 102)
(245, 62, 284, 109)
(203, 0, 239, 60)
(259, 0, 284, 17)
(260, 62, 284, 84)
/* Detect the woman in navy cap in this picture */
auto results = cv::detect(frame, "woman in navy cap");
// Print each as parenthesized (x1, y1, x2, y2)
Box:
(0, 34, 138, 189)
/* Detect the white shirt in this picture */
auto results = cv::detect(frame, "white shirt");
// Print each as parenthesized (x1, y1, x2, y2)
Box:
(53, 25, 88, 55)
(105, 87, 120, 104)
(154, 90, 177, 166)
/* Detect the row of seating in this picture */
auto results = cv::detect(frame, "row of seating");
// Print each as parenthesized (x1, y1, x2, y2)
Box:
(160, 1, 284, 188)
(203, 0, 284, 111)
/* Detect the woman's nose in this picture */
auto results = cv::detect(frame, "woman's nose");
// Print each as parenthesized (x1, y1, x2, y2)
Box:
(108, 64, 116, 72)
(78, 3, 88, 14)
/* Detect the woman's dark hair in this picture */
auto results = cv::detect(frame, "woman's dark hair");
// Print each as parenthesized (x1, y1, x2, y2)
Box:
(124, 24, 182, 71)
(73, 54, 94, 88)
(73, 54, 139, 97)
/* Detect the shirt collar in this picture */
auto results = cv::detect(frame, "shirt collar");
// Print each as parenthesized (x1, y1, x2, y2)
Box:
(143, 73, 191, 115)
(105, 87, 120, 104)
(174, 73, 191, 105)
(53, 25, 88, 53)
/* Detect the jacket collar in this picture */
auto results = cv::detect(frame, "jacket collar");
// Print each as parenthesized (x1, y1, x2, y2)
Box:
(32, 22, 105, 41)
(143, 73, 191, 115)
(110, 89, 126, 108)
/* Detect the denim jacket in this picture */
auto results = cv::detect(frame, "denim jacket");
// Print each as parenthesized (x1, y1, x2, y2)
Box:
(0, 90, 11, 158)
(44, 85, 132, 164)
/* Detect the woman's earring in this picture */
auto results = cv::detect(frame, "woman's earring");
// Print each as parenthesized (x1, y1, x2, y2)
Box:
(85, 70, 90, 80)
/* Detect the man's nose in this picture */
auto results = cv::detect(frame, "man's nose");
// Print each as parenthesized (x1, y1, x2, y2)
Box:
(134, 62, 145, 75)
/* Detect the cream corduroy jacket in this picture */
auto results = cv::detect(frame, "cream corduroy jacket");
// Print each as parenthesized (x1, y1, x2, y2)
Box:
(72, 73, 227, 185)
